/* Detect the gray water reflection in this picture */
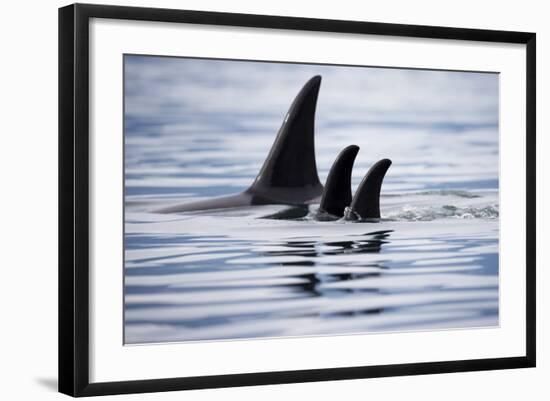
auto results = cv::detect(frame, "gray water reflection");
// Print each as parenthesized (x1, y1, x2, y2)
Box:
(124, 216, 498, 343)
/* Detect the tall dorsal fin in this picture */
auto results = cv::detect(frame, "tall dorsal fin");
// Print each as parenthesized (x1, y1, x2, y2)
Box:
(319, 145, 360, 217)
(247, 76, 324, 204)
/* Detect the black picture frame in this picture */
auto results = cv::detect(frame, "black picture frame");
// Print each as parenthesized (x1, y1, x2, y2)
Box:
(58, 3, 536, 397)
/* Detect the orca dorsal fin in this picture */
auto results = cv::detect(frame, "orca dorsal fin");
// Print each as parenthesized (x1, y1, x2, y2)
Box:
(345, 159, 392, 220)
(319, 145, 360, 217)
(248, 76, 324, 204)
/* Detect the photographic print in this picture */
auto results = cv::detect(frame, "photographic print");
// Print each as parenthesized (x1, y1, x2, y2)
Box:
(123, 55, 499, 344)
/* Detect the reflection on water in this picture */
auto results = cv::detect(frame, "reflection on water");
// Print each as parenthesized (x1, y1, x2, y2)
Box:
(124, 208, 499, 343)
(124, 56, 499, 344)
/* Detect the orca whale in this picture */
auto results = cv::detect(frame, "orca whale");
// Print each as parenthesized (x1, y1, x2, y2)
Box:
(344, 158, 392, 220)
(318, 145, 360, 218)
(157, 75, 323, 213)
(318, 146, 391, 221)
(157, 75, 391, 220)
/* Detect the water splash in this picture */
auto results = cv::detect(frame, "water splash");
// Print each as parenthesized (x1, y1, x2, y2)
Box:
(387, 204, 499, 221)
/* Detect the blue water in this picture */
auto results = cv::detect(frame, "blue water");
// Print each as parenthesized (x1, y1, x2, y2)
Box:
(123, 56, 499, 344)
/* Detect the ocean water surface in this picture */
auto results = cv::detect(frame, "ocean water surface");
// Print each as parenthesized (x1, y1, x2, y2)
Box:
(124, 56, 499, 344)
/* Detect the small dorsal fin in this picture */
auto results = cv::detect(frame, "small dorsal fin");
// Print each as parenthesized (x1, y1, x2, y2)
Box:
(346, 159, 392, 219)
(319, 145, 360, 217)
(247, 76, 324, 204)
